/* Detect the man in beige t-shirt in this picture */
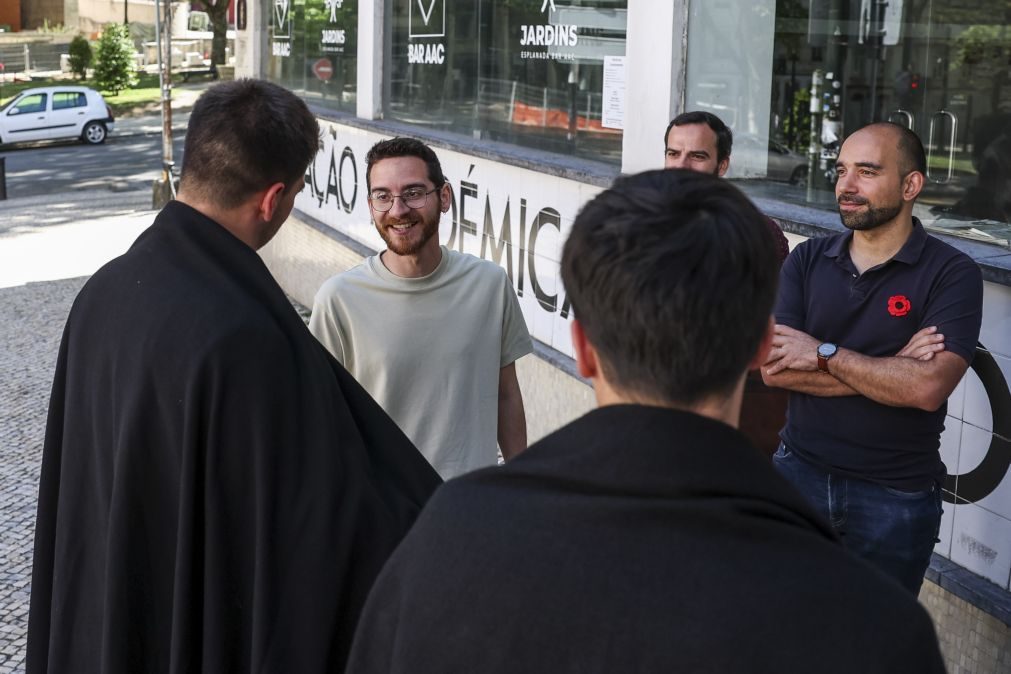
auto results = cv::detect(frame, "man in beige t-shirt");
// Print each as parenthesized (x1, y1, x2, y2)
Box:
(310, 137, 532, 479)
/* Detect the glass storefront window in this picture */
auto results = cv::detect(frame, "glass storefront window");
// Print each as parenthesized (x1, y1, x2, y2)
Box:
(268, 0, 358, 114)
(687, 0, 1011, 248)
(384, 0, 627, 165)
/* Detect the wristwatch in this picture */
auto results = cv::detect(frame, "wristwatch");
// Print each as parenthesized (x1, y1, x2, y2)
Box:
(817, 343, 838, 373)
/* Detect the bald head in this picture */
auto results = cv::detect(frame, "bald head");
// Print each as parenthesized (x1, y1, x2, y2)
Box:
(851, 122, 927, 178)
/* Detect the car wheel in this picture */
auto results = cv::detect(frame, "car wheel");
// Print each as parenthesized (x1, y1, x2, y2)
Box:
(82, 122, 107, 145)
(789, 165, 808, 185)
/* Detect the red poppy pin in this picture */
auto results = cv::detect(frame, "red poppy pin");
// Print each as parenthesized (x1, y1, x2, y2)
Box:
(887, 295, 911, 317)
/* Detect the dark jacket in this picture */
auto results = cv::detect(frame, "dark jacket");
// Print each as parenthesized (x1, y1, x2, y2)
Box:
(347, 405, 944, 674)
(28, 201, 441, 673)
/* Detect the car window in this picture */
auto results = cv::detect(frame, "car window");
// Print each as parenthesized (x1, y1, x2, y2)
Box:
(53, 92, 87, 110)
(8, 93, 47, 115)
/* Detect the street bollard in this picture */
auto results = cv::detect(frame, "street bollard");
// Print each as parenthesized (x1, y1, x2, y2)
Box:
(0, 156, 6, 201)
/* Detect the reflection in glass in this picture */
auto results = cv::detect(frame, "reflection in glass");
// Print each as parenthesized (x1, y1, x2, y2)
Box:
(267, 0, 358, 114)
(688, 0, 1011, 248)
(385, 0, 627, 165)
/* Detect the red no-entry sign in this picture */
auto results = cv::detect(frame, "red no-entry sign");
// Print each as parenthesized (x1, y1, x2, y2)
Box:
(313, 58, 333, 81)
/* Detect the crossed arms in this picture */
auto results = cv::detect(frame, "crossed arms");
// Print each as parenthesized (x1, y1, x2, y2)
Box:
(762, 325, 969, 412)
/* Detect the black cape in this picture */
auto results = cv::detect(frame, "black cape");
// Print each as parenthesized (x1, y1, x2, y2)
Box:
(346, 405, 944, 674)
(28, 200, 442, 673)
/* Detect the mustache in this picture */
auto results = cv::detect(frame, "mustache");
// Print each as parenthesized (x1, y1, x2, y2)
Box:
(838, 195, 868, 206)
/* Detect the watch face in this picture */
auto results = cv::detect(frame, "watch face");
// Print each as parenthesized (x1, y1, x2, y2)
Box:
(818, 343, 838, 358)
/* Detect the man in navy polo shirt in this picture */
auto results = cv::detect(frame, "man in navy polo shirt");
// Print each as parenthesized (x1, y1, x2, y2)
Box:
(763, 122, 983, 594)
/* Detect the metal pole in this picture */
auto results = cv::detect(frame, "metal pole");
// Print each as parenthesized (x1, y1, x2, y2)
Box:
(162, 0, 173, 176)
(0, 157, 7, 201)
(152, 0, 175, 208)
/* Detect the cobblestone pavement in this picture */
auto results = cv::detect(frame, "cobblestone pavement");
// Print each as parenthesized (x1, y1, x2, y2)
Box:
(0, 191, 155, 673)
(0, 276, 86, 674)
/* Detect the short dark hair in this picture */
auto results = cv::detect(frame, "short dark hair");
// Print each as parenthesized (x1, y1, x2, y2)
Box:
(365, 137, 447, 192)
(561, 169, 779, 405)
(179, 79, 320, 209)
(664, 111, 734, 165)
(863, 122, 927, 176)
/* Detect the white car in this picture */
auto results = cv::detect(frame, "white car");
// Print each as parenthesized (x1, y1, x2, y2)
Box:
(0, 86, 115, 146)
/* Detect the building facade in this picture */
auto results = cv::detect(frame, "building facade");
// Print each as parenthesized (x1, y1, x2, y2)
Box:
(236, 1, 1011, 668)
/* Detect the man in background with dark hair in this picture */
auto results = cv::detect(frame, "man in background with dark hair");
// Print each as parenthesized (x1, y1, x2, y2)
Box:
(665, 110, 789, 454)
(764, 122, 983, 594)
(310, 137, 532, 479)
(663, 111, 733, 175)
(344, 169, 944, 673)
(28, 80, 440, 674)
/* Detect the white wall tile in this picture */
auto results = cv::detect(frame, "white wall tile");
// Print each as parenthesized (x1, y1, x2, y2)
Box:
(963, 364, 994, 433)
(938, 419, 963, 479)
(954, 422, 993, 494)
(946, 377, 966, 421)
(950, 504, 1011, 589)
(551, 308, 575, 357)
(954, 423, 1011, 522)
(979, 281, 1011, 359)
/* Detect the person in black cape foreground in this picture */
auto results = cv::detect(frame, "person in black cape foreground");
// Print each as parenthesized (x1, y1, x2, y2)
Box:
(345, 170, 944, 673)
(27, 79, 441, 673)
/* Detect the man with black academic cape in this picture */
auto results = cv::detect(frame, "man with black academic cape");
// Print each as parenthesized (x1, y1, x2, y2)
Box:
(27, 79, 441, 674)
(345, 170, 945, 673)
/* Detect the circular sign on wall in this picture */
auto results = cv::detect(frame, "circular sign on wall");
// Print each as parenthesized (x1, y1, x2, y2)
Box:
(313, 58, 333, 81)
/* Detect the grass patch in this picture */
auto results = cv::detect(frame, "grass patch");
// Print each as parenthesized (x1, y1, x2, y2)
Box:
(927, 154, 976, 177)
(0, 73, 193, 117)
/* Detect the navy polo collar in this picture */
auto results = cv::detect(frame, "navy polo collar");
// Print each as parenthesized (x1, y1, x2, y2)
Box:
(824, 217, 928, 266)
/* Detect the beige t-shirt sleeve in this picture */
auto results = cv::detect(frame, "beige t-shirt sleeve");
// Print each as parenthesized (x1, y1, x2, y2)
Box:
(500, 277, 533, 367)
(308, 277, 348, 366)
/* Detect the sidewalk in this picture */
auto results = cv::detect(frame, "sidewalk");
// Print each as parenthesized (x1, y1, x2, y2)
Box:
(113, 83, 205, 138)
(115, 107, 191, 138)
(0, 190, 156, 674)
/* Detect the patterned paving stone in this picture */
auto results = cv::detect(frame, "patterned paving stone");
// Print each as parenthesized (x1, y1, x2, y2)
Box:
(0, 277, 88, 674)
(0, 193, 311, 672)
(0, 190, 156, 673)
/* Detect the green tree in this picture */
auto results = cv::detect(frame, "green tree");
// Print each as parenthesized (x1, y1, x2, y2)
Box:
(68, 35, 93, 80)
(94, 23, 138, 96)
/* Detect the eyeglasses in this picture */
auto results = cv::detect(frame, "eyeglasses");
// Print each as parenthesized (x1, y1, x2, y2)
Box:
(369, 187, 437, 212)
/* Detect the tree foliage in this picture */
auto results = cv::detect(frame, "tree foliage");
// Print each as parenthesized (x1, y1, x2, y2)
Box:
(94, 23, 138, 96)
(68, 35, 93, 80)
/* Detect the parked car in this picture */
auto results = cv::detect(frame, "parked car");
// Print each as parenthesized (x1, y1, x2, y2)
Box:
(733, 134, 809, 184)
(0, 86, 115, 146)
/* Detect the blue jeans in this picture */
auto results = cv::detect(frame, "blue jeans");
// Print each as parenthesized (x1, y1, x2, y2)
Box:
(773, 443, 942, 595)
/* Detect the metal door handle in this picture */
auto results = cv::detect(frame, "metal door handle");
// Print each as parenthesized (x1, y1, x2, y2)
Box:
(888, 109, 914, 129)
(927, 110, 958, 184)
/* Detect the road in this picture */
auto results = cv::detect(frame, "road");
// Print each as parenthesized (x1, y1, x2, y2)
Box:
(0, 129, 186, 199)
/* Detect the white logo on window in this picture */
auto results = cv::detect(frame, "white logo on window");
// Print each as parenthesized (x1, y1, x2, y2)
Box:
(409, 0, 445, 38)
(274, 0, 290, 36)
(324, 0, 343, 23)
(541, 0, 556, 11)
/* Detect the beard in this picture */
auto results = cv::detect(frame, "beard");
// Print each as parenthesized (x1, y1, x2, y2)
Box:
(376, 208, 441, 256)
(838, 196, 903, 231)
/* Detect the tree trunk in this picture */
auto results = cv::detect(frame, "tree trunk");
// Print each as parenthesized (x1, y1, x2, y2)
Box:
(201, 0, 230, 65)
(209, 10, 228, 65)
